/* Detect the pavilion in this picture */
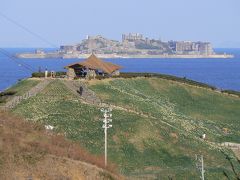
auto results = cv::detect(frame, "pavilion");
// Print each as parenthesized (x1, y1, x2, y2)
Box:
(65, 54, 122, 79)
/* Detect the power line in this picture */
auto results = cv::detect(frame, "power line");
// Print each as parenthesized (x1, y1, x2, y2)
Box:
(0, 12, 58, 48)
(0, 12, 60, 73)
(0, 48, 35, 73)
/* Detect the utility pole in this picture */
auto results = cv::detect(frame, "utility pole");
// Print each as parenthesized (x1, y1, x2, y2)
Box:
(101, 107, 112, 167)
(195, 155, 205, 180)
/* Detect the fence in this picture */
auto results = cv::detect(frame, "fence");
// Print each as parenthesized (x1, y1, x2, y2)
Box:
(2, 80, 50, 110)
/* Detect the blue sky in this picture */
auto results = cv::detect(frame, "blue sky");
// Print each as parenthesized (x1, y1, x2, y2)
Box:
(0, 0, 240, 48)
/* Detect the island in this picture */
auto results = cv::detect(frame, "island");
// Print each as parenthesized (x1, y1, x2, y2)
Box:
(16, 33, 234, 59)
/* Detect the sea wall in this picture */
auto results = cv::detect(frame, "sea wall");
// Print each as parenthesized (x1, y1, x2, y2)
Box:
(16, 53, 234, 59)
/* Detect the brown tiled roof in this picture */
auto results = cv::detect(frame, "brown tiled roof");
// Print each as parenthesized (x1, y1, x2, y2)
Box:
(65, 54, 122, 74)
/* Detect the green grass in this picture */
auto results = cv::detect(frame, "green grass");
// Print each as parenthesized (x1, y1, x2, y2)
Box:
(90, 78, 240, 143)
(0, 79, 40, 105)
(11, 78, 240, 179)
(5, 79, 40, 96)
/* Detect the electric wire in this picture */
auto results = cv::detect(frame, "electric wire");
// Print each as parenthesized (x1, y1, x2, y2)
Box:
(0, 12, 59, 74)
(0, 48, 35, 73)
(0, 12, 58, 48)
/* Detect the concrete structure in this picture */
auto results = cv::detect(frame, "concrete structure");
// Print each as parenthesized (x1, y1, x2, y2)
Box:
(198, 42, 213, 55)
(60, 45, 77, 53)
(122, 33, 144, 42)
(35, 49, 45, 54)
(173, 41, 214, 55)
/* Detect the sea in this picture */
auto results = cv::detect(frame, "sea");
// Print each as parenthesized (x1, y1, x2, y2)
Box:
(0, 48, 239, 92)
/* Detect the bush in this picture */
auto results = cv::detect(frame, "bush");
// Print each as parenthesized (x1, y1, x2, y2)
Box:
(95, 75, 108, 80)
(32, 72, 45, 78)
(73, 77, 80, 80)
(221, 90, 240, 97)
(0, 91, 16, 97)
(32, 72, 66, 78)
(56, 72, 66, 76)
(0, 91, 13, 103)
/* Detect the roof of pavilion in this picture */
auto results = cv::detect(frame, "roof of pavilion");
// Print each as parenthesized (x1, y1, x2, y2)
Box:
(65, 54, 122, 74)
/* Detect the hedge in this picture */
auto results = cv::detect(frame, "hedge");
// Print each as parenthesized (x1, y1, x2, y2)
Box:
(32, 71, 66, 78)
(221, 90, 240, 97)
(0, 91, 16, 97)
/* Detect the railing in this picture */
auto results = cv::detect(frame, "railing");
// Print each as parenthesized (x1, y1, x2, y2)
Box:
(3, 80, 50, 109)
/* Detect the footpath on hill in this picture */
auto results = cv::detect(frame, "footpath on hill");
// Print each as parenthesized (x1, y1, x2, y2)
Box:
(2, 79, 51, 109)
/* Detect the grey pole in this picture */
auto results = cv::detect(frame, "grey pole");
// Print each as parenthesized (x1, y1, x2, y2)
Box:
(201, 155, 205, 180)
(101, 108, 112, 167)
(195, 154, 205, 180)
(104, 112, 108, 166)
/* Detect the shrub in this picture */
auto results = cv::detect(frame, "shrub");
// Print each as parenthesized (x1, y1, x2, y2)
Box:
(0, 91, 16, 104)
(0, 91, 16, 97)
(32, 72, 45, 78)
(32, 72, 66, 78)
(221, 90, 240, 97)
(55, 71, 66, 77)
(96, 75, 108, 80)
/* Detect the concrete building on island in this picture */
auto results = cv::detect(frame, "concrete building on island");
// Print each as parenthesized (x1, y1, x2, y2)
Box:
(169, 41, 214, 55)
(122, 33, 144, 42)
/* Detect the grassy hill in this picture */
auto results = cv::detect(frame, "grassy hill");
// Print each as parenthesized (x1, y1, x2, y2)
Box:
(0, 111, 118, 180)
(0, 79, 40, 104)
(7, 78, 240, 179)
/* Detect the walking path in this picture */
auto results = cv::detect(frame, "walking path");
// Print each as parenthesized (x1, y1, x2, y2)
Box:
(2, 79, 51, 110)
(62, 80, 101, 106)
(220, 142, 240, 149)
(220, 142, 240, 159)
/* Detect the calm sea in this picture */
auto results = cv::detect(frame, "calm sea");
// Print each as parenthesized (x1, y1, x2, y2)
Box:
(0, 48, 239, 91)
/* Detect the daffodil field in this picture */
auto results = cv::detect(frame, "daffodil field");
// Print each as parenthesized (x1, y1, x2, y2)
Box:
(11, 78, 240, 179)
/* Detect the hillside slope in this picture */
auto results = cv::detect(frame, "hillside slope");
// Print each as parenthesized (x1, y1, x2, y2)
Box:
(0, 111, 119, 180)
(9, 78, 240, 179)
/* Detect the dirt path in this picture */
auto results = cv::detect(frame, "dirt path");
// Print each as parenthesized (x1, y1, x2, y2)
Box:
(62, 80, 102, 106)
(220, 142, 240, 159)
(3, 79, 51, 109)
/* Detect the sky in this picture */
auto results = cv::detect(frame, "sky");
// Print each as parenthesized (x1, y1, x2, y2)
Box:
(0, 0, 240, 48)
